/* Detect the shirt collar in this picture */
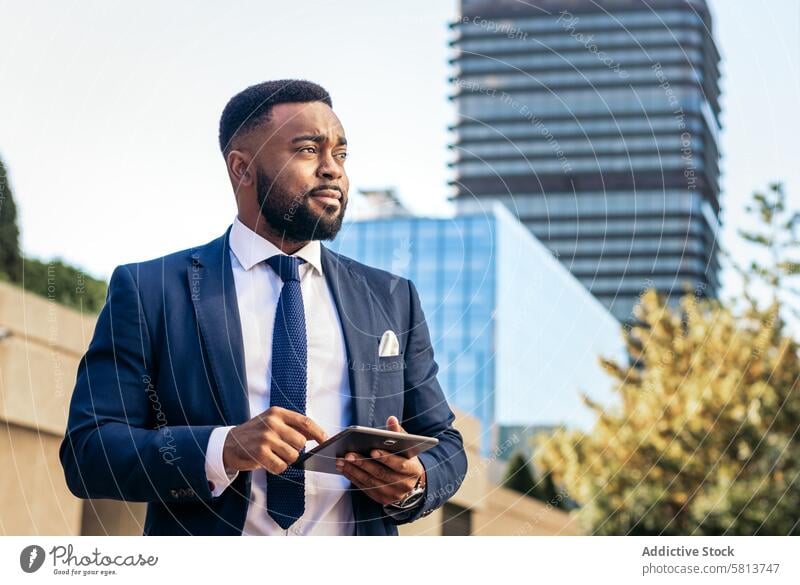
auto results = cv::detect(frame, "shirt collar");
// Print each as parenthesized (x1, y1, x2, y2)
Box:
(229, 216, 323, 276)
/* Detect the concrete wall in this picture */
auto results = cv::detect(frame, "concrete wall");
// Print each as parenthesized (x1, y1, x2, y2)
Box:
(0, 281, 146, 535)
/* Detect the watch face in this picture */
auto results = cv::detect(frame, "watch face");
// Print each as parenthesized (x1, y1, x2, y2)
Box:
(397, 490, 424, 509)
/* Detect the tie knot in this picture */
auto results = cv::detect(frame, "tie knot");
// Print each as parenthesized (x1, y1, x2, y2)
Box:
(266, 254, 306, 282)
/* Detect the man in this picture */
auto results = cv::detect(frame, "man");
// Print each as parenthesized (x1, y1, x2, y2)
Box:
(59, 79, 467, 536)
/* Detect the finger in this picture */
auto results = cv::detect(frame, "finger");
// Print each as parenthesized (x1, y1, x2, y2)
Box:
(259, 449, 289, 475)
(345, 453, 409, 487)
(368, 449, 418, 475)
(266, 435, 301, 465)
(339, 459, 380, 491)
(387, 415, 405, 433)
(273, 422, 308, 452)
(339, 461, 401, 504)
(282, 411, 329, 444)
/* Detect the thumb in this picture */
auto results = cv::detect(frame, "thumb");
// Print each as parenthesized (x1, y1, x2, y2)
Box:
(387, 415, 405, 432)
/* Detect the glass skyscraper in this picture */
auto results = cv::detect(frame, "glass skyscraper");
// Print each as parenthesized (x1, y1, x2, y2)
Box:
(331, 203, 625, 456)
(450, 0, 722, 322)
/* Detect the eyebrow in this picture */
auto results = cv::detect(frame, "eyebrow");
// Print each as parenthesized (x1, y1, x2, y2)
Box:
(291, 134, 347, 146)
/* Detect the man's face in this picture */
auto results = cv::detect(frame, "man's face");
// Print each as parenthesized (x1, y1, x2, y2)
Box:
(247, 101, 349, 242)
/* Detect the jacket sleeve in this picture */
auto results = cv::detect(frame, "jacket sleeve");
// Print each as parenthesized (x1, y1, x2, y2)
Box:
(387, 278, 469, 525)
(59, 264, 218, 503)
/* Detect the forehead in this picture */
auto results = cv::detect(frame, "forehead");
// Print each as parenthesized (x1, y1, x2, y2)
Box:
(265, 102, 345, 141)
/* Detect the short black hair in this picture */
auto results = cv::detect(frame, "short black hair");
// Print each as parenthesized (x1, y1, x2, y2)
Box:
(218, 79, 333, 154)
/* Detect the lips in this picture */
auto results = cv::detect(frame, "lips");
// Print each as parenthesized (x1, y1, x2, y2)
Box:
(310, 189, 342, 209)
(311, 189, 341, 200)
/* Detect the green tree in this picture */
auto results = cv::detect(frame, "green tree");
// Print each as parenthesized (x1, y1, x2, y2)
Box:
(0, 155, 23, 282)
(502, 451, 538, 498)
(502, 450, 570, 509)
(538, 470, 566, 510)
(20, 257, 108, 313)
(534, 183, 800, 535)
(0, 154, 107, 312)
(733, 182, 800, 321)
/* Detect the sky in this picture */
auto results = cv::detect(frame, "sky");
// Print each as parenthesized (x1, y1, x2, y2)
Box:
(1, 0, 798, 304)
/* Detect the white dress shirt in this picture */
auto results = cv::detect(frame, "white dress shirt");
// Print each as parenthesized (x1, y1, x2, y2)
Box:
(204, 216, 356, 535)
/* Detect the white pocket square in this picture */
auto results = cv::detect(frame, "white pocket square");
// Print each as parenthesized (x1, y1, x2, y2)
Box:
(378, 330, 400, 357)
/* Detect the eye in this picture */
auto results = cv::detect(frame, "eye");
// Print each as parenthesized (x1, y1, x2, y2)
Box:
(337, 152, 348, 160)
(299, 146, 316, 153)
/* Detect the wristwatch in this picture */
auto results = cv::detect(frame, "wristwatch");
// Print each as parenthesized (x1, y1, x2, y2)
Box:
(386, 474, 426, 510)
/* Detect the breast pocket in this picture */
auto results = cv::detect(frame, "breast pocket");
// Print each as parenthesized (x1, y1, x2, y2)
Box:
(375, 354, 405, 420)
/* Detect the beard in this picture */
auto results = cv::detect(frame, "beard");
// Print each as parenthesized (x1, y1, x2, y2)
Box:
(254, 167, 347, 243)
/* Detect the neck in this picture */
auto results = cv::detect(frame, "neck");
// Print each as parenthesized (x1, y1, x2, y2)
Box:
(239, 213, 309, 255)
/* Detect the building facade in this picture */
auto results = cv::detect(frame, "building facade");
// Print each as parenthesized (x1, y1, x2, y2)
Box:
(332, 203, 626, 457)
(450, 0, 722, 322)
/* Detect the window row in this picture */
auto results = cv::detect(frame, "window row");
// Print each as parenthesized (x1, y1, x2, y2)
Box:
(456, 10, 705, 35)
(565, 256, 712, 274)
(547, 238, 709, 255)
(456, 154, 704, 175)
(527, 216, 709, 235)
(457, 192, 706, 216)
(584, 274, 708, 291)
(458, 86, 704, 117)
(456, 48, 703, 73)
(455, 65, 702, 90)
(458, 135, 704, 158)
(457, 28, 704, 54)
(455, 115, 706, 140)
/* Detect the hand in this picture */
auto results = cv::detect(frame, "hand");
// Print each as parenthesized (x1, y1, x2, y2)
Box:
(335, 415, 427, 506)
(222, 406, 329, 475)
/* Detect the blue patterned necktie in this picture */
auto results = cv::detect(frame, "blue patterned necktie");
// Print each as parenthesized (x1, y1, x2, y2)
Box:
(264, 254, 307, 530)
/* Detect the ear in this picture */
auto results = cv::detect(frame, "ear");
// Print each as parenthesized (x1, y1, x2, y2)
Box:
(226, 149, 255, 190)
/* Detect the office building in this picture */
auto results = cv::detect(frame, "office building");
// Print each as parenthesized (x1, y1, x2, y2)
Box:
(450, 0, 722, 322)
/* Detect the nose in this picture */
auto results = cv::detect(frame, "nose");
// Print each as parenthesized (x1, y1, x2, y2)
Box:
(317, 150, 343, 181)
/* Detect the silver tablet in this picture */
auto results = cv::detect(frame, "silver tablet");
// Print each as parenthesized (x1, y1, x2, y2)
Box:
(291, 425, 439, 475)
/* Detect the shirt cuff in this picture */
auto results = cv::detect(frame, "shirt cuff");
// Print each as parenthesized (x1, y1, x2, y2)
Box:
(383, 504, 414, 520)
(205, 425, 238, 497)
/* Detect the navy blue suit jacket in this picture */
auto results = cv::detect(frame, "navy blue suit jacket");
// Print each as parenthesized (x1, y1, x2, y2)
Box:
(59, 226, 467, 535)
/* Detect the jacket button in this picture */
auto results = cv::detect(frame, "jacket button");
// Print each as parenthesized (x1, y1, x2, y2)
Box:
(170, 489, 179, 498)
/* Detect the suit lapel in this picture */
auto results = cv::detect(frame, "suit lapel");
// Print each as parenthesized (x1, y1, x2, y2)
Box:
(188, 226, 250, 426)
(320, 243, 379, 428)
(187, 229, 379, 430)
